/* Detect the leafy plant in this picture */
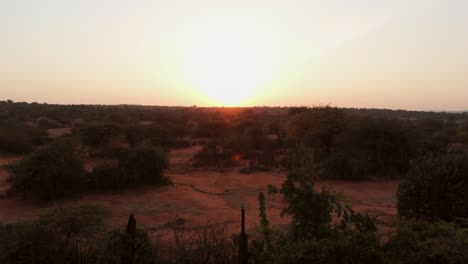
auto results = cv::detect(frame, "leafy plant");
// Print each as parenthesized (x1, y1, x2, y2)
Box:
(397, 154, 468, 221)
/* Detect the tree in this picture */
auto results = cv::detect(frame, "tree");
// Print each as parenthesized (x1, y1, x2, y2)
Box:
(320, 117, 417, 179)
(287, 106, 346, 157)
(8, 140, 85, 202)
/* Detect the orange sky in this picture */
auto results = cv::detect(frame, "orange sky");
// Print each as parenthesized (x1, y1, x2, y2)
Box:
(1, 0, 468, 110)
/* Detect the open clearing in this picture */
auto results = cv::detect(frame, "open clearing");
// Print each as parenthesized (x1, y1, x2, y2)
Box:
(0, 147, 398, 235)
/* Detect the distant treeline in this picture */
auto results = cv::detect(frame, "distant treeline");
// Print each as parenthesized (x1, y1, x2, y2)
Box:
(2, 100, 468, 179)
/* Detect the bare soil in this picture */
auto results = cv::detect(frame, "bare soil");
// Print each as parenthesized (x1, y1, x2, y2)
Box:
(0, 147, 398, 236)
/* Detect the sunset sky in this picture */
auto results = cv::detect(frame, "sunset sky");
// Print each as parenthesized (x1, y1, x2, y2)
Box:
(1, 0, 467, 110)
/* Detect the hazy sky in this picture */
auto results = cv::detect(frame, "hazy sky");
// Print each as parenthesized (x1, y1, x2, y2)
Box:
(1, 0, 468, 110)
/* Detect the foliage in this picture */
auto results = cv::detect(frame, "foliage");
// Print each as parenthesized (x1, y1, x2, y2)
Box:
(0, 119, 48, 154)
(76, 123, 121, 157)
(119, 144, 170, 186)
(169, 224, 236, 264)
(193, 141, 235, 168)
(98, 228, 156, 264)
(7, 139, 86, 201)
(320, 117, 417, 180)
(0, 205, 109, 264)
(397, 154, 468, 221)
(259, 147, 382, 264)
(384, 220, 468, 264)
(258, 192, 269, 228)
(87, 144, 170, 191)
(287, 106, 346, 156)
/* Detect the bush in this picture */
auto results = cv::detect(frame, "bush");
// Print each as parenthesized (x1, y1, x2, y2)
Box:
(86, 163, 124, 191)
(36, 117, 60, 129)
(0, 119, 48, 154)
(385, 220, 468, 264)
(87, 144, 170, 191)
(259, 182, 382, 264)
(119, 144, 170, 186)
(193, 141, 234, 168)
(99, 228, 156, 264)
(318, 152, 370, 180)
(397, 154, 468, 221)
(77, 123, 121, 156)
(8, 140, 86, 202)
(259, 154, 382, 264)
(169, 224, 236, 264)
(0, 205, 109, 264)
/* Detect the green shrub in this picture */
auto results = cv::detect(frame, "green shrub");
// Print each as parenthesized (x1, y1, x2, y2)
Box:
(8, 140, 86, 202)
(260, 153, 382, 264)
(385, 220, 468, 264)
(397, 154, 468, 221)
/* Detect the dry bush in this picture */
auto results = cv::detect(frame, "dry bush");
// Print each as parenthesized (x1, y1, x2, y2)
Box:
(164, 223, 237, 264)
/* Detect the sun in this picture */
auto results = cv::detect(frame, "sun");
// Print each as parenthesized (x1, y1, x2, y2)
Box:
(180, 17, 276, 106)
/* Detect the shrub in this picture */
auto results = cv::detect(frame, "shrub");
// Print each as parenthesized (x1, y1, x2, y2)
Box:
(87, 144, 170, 191)
(260, 153, 382, 264)
(397, 154, 468, 221)
(0, 119, 48, 154)
(86, 162, 124, 191)
(99, 228, 156, 264)
(36, 117, 60, 129)
(169, 224, 236, 264)
(119, 144, 170, 186)
(261, 181, 382, 264)
(193, 141, 234, 168)
(385, 220, 468, 264)
(7, 140, 86, 202)
(77, 123, 121, 156)
(318, 152, 370, 181)
(0, 205, 109, 264)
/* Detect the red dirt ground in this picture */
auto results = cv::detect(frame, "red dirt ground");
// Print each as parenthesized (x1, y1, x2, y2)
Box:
(0, 147, 398, 237)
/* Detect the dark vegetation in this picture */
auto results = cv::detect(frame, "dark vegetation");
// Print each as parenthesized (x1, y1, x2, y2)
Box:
(2, 148, 468, 263)
(1, 100, 468, 263)
(1, 100, 466, 175)
(397, 153, 468, 221)
(7, 140, 85, 201)
(0, 119, 48, 154)
(87, 145, 170, 191)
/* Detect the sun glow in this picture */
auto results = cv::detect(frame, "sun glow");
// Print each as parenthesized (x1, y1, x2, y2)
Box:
(180, 17, 277, 106)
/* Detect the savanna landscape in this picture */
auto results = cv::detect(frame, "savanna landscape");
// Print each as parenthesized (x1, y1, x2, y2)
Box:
(2, 1, 468, 263)
(0, 101, 467, 263)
